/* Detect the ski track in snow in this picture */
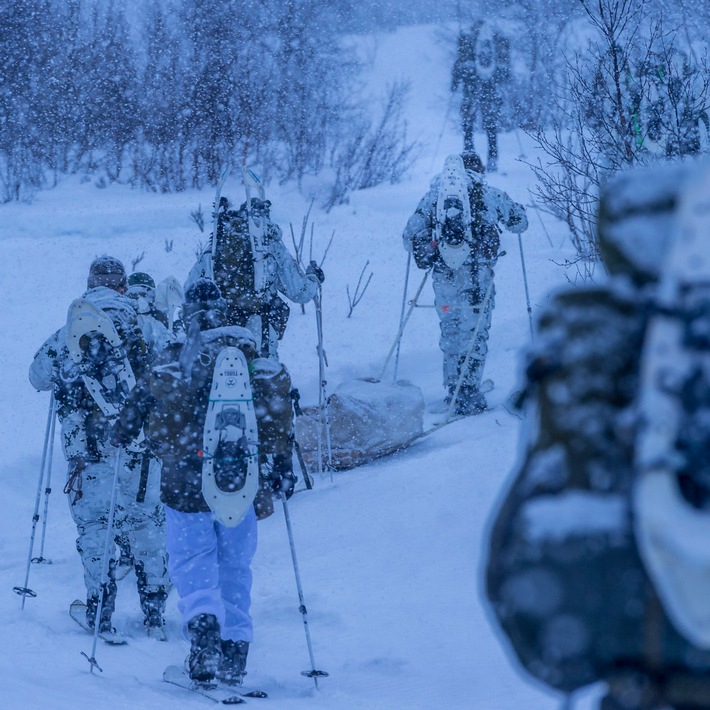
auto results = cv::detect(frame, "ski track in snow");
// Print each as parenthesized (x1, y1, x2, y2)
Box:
(0, 22, 609, 710)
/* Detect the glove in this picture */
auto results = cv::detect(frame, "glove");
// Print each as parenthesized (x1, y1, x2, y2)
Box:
(270, 471, 297, 500)
(269, 455, 297, 500)
(507, 205, 529, 234)
(306, 260, 325, 284)
(412, 234, 438, 270)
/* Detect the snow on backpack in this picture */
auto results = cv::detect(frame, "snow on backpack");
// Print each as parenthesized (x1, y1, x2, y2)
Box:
(65, 298, 139, 419)
(434, 155, 501, 269)
(485, 159, 710, 701)
(474, 21, 497, 82)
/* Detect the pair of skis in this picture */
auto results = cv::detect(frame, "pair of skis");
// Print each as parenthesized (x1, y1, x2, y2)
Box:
(163, 665, 267, 705)
(207, 165, 266, 293)
(70, 598, 168, 644)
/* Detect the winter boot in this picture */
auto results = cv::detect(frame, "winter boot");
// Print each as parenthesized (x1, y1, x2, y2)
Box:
(217, 639, 249, 686)
(85, 595, 109, 633)
(452, 384, 487, 417)
(186, 613, 222, 683)
(85, 577, 116, 634)
(140, 586, 168, 631)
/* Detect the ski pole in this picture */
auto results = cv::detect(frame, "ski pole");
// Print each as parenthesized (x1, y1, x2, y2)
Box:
(82, 450, 123, 674)
(393, 251, 412, 381)
(34, 403, 57, 564)
(281, 498, 328, 689)
(528, 202, 554, 248)
(293, 439, 313, 491)
(290, 390, 313, 491)
(445, 279, 495, 424)
(378, 267, 431, 381)
(14, 393, 56, 608)
(314, 289, 333, 479)
(517, 233, 534, 339)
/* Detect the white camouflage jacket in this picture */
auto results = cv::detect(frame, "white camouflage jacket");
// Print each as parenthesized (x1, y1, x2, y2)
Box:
(29, 287, 146, 461)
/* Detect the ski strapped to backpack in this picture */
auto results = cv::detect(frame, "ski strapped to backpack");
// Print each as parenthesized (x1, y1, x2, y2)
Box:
(207, 166, 231, 281)
(201, 346, 259, 527)
(242, 166, 268, 298)
(155, 276, 184, 331)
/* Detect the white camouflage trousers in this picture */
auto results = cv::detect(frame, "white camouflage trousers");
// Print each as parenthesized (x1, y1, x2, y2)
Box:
(66, 450, 168, 599)
(433, 261, 495, 392)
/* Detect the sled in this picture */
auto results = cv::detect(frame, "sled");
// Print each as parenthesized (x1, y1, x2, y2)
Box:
(294, 378, 425, 471)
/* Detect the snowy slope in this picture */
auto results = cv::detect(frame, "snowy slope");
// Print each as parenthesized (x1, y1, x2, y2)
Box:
(0, 24, 589, 710)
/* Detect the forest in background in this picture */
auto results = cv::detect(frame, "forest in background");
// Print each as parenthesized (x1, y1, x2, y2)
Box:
(1, 0, 708, 249)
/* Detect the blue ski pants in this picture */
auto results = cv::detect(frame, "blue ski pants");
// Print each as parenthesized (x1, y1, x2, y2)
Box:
(164, 505, 257, 643)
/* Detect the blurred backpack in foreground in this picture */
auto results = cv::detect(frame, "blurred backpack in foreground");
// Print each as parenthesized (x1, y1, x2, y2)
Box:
(486, 158, 710, 710)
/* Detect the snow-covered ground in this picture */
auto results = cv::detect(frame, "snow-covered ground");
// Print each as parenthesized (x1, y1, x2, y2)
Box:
(0, 24, 601, 710)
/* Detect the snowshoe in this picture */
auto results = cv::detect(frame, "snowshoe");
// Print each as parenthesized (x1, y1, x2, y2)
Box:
(201, 347, 259, 527)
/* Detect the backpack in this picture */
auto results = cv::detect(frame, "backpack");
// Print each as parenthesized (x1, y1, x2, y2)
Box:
(435, 155, 473, 270)
(434, 155, 500, 269)
(485, 161, 710, 701)
(474, 21, 497, 82)
(212, 199, 290, 347)
(213, 202, 263, 319)
(145, 326, 258, 462)
(145, 325, 292, 521)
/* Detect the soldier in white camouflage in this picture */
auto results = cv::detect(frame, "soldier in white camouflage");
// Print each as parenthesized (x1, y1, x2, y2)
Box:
(402, 152, 528, 415)
(29, 257, 170, 636)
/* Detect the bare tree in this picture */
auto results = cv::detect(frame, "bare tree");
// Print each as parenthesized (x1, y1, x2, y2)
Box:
(346, 261, 374, 318)
(324, 82, 421, 211)
(189, 204, 206, 233)
(527, 0, 709, 279)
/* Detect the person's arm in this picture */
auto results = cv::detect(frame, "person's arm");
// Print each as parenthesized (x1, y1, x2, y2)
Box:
(485, 186, 529, 234)
(112, 367, 156, 446)
(29, 330, 63, 391)
(272, 227, 320, 304)
(403, 188, 439, 269)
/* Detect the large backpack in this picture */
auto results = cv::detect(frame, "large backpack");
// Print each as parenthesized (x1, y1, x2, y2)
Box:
(434, 156, 500, 269)
(213, 202, 263, 319)
(145, 325, 292, 521)
(485, 161, 710, 705)
(212, 199, 290, 350)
